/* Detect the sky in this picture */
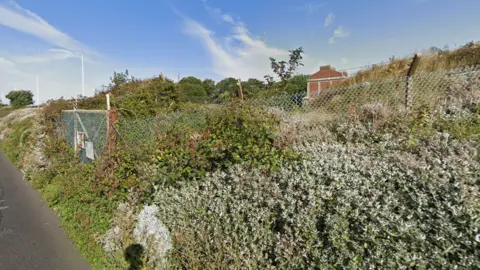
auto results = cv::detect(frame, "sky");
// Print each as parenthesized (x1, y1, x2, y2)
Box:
(0, 0, 479, 104)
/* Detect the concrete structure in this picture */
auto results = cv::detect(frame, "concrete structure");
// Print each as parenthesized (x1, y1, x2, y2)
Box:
(306, 65, 348, 99)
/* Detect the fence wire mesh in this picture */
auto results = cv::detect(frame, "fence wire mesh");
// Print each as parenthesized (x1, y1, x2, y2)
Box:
(60, 65, 479, 163)
(115, 107, 210, 148)
(253, 65, 479, 122)
(116, 65, 479, 150)
(61, 110, 108, 163)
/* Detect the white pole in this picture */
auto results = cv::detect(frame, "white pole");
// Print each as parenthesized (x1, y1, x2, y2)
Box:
(81, 54, 85, 97)
(74, 94, 78, 153)
(36, 75, 39, 107)
(106, 94, 111, 110)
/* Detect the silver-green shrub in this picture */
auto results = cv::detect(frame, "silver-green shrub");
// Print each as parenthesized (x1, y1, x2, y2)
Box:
(153, 123, 479, 269)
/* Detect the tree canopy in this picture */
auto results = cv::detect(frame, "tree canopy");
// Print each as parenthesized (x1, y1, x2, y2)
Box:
(268, 47, 304, 84)
(109, 69, 132, 89)
(256, 47, 308, 98)
(6, 90, 34, 108)
(179, 76, 202, 85)
(178, 76, 208, 103)
(97, 47, 309, 108)
(214, 77, 247, 102)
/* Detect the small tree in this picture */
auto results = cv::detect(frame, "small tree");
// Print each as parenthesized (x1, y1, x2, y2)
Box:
(109, 69, 131, 89)
(265, 47, 305, 92)
(6, 90, 34, 108)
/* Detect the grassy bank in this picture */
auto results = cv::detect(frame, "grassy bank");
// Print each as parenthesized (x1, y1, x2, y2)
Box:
(0, 106, 14, 118)
(0, 109, 120, 269)
(341, 41, 480, 86)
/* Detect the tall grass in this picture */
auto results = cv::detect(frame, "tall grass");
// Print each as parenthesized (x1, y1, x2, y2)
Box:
(340, 41, 480, 86)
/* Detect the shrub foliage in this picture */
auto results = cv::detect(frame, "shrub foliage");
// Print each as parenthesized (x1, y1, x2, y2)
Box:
(6, 90, 34, 108)
(153, 118, 479, 269)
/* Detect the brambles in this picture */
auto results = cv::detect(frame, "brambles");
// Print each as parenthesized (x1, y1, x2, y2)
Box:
(150, 103, 300, 185)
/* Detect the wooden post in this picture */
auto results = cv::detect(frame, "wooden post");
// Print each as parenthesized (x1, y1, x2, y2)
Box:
(107, 110, 118, 153)
(236, 79, 244, 102)
(405, 53, 422, 110)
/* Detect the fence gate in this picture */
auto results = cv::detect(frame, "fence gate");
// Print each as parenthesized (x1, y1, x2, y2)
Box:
(61, 109, 108, 163)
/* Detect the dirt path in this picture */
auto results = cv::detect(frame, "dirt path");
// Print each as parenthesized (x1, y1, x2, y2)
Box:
(0, 151, 91, 270)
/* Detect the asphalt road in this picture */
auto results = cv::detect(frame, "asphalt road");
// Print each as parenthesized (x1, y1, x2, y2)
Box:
(0, 151, 91, 270)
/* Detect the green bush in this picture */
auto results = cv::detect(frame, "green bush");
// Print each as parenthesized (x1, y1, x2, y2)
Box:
(151, 103, 300, 185)
(0, 119, 33, 166)
(22, 134, 122, 269)
(6, 90, 34, 108)
(31, 169, 55, 189)
(42, 183, 61, 206)
(433, 105, 480, 142)
(114, 78, 180, 118)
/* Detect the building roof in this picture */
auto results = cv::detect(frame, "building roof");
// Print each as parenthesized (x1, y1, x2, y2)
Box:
(309, 65, 348, 80)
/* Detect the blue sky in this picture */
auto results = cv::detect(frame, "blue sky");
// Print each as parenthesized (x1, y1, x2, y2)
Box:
(1, 0, 479, 103)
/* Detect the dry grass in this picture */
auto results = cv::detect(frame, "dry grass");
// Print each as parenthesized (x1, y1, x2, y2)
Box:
(340, 41, 480, 86)
(0, 106, 15, 118)
(0, 108, 40, 140)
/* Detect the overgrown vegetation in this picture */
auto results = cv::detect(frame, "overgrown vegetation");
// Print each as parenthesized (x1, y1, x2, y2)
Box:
(149, 104, 300, 185)
(0, 41, 479, 269)
(0, 119, 33, 166)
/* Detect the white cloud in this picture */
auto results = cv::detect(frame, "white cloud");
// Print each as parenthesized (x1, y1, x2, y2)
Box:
(0, 1, 107, 103)
(183, 19, 276, 79)
(183, 14, 318, 80)
(328, 26, 349, 44)
(341, 58, 348, 64)
(0, 57, 15, 68)
(182, 3, 320, 80)
(325, 13, 335, 27)
(10, 48, 77, 64)
(0, 1, 95, 56)
(221, 14, 234, 24)
(202, 1, 236, 25)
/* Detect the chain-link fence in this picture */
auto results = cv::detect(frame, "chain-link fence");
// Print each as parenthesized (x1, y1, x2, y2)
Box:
(251, 65, 479, 122)
(114, 106, 210, 148)
(114, 65, 479, 148)
(61, 110, 108, 163)
(59, 65, 479, 163)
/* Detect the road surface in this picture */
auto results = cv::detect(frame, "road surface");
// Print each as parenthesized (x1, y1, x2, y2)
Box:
(0, 151, 91, 270)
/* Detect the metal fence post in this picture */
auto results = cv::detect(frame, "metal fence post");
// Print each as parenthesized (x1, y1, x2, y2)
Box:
(405, 53, 422, 111)
(73, 96, 78, 154)
(106, 94, 117, 153)
(405, 76, 411, 110)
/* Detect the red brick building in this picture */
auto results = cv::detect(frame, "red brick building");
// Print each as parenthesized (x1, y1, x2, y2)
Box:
(306, 65, 348, 98)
